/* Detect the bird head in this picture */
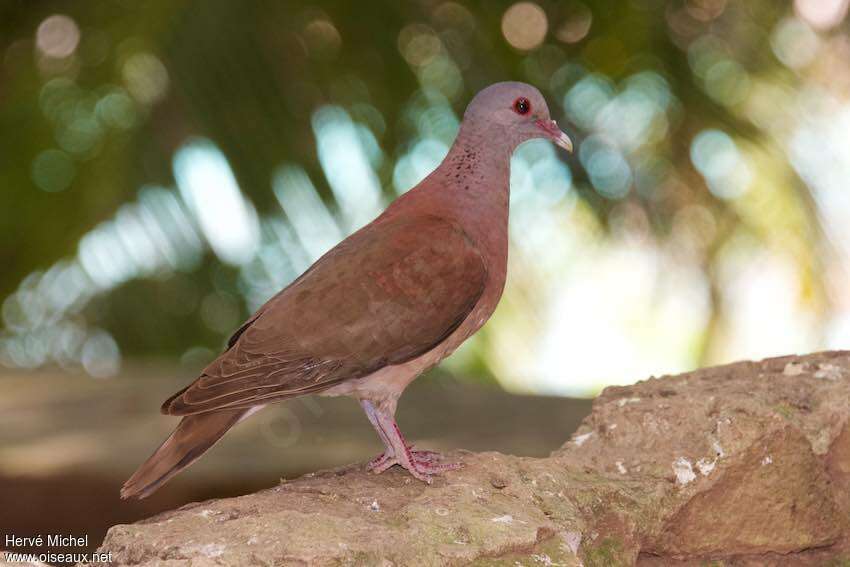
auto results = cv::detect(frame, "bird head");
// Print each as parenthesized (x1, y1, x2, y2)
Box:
(462, 81, 573, 153)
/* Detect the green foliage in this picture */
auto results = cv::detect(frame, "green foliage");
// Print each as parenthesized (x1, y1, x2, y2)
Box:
(0, 0, 840, 384)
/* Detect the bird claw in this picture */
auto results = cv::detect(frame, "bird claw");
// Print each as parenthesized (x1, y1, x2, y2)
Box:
(367, 452, 393, 471)
(367, 443, 428, 471)
(366, 448, 462, 482)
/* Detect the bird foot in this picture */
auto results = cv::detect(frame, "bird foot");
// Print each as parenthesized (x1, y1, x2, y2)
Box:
(358, 400, 461, 483)
(367, 451, 393, 471)
(367, 444, 439, 470)
(367, 448, 462, 483)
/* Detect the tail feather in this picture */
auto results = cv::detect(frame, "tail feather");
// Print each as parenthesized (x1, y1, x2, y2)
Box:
(121, 408, 249, 499)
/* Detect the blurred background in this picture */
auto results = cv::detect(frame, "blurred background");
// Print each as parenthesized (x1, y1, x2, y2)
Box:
(2, 0, 850, 559)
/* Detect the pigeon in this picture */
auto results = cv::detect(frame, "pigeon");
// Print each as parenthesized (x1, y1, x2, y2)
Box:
(121, 82, 572, 499)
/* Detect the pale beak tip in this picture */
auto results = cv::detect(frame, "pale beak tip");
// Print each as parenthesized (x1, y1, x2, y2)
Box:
(556, 132, 574, 153)
(536, 119, 574, 153)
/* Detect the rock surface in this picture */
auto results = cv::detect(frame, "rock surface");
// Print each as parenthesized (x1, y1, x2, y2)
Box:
(92, 351, 850, 566)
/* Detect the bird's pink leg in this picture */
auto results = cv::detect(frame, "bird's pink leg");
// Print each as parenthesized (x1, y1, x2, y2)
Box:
(359, 400, 462, 483)
(359, 399, 397, 469)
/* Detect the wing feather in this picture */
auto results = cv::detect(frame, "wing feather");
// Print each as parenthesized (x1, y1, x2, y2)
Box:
(163, 215, 485, 415)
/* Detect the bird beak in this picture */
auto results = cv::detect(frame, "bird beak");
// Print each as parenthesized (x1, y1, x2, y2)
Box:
(535, 119, 573, 153)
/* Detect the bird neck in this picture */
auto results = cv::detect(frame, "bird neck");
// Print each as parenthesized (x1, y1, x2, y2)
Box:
(438, 127, 511, 218)
(427, 127, 513, 266)
(382, 127, 512, 277)
(387, 125, 514, 236)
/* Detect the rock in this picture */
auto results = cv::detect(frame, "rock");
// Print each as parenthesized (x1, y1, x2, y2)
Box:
(90, 351, 850, 566)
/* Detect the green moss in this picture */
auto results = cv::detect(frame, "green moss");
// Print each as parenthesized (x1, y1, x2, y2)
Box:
(583, 537, 625, 567)
(466, 533, 581, 566)
(332, 551, 386, 566)
(773, 404, 794, 420)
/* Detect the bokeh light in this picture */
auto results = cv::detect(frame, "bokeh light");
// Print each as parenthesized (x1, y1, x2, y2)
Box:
(80, 330, 121, 378)
(311, 106, 384, 231)
(273, 165, 343, 261)
(31, 149, 75, 192)
(173, 140, 261, 266)
(502, 2, 548, 51)
(303, 18, 342, 59)
(122, 52, 169, 105)
(690, 129, 751, 200)
(771, 18, 820, 70)
(795, 0, 849, 30)
(35, 14, 79, 59)
(555, 3, 592, 44)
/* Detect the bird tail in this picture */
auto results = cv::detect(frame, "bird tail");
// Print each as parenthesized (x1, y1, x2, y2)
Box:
(121, 408, 249, 499)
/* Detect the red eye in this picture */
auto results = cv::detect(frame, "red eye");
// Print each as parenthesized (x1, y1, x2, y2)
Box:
(513, 97, 531, 115)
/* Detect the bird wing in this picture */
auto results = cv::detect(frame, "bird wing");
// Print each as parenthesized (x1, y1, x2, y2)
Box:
(163, 214, 487, 415)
